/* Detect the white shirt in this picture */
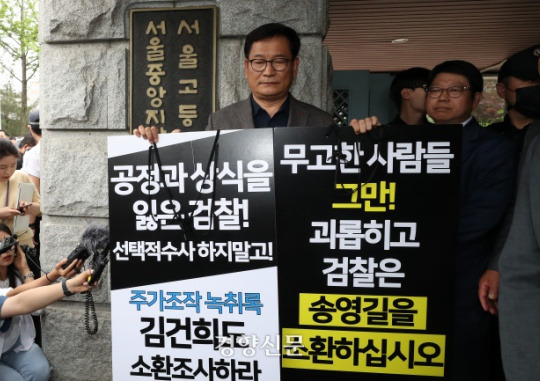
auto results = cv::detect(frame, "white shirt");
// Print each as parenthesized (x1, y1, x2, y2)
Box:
(0, 282, 35, 354)
(21, 141, 40, 179)
(461, 116, 473, 127)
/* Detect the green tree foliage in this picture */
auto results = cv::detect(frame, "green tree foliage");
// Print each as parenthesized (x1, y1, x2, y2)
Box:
(0, 0, 39, 134)
(473, 76, 506, 127)
(0, 83, 23, 137)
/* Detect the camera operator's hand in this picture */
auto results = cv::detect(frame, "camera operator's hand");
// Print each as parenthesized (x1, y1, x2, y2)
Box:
(66, 269, 98, 293)
(50, 258, 84, 281)
(1, 269, 98, 318)
(6, 257, 85, 297)
(0, 206, 23, 219)
(13, 245, 32, 277)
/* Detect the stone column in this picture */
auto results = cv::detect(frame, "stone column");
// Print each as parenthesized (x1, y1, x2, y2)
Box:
(39, 1, 331, 379)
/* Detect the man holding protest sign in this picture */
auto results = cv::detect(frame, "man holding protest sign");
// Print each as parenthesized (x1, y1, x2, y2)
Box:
(135, 22, 335, 142)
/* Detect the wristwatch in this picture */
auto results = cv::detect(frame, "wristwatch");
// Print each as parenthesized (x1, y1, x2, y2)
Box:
(22, 271, 35, 280)
(61, 279, 74, 297)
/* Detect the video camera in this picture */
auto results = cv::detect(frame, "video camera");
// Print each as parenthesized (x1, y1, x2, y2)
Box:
(0, 235, 18, 254)
(0, 234, 41, 278)
(62, 225, 110, 284)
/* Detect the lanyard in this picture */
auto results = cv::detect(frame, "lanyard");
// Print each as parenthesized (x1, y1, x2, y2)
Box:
(1, 180, 8, 225)
(4, 180, 9, 208)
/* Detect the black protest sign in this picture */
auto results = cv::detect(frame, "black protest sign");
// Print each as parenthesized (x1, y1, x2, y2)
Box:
(108, 130, 280, 380)
(274, 125, 460, 380)
(108, 129, 276, 290)
(107, 125, 460, 380)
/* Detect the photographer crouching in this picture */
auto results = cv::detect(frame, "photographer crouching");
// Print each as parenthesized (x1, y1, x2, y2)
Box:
(0, 223, 94, 381)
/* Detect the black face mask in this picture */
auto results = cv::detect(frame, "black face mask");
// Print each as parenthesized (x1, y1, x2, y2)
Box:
(513, 85, 540, 119)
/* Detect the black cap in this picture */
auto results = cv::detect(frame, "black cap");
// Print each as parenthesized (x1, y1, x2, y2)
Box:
(498, 44, 540, 82)
(28, 109, 39, 126)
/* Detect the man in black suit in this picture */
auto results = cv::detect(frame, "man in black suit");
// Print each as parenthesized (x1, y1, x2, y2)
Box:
(348, 60, 516, 379)
(425, 60, 516, 380)
(495, 45, 540, 380)
(478, 44, 540, 316)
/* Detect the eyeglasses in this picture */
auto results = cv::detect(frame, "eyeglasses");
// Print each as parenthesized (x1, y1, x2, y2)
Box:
(248, 58, 292, 72)
(425, 86, 471, 99)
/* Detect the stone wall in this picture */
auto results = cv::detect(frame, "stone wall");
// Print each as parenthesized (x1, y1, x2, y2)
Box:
(39, 1, 331, 379)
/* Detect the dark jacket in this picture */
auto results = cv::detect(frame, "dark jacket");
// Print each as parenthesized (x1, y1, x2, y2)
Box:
(206, 94, 334, 130)
(456, 118, 517, 309)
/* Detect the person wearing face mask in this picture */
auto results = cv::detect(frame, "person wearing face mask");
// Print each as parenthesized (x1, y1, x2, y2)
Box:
(472, 45, 540, 381)
(488, 44, 540, 156)
(497, 44, 540, 379)
(478, 45, 540, 318)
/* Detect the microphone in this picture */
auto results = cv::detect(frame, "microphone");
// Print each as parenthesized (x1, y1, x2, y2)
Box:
(81, 225, 109, 254)
(62, 225, 109, 270)
(83, 225, 110, 284)
(86, 242, 110, 285)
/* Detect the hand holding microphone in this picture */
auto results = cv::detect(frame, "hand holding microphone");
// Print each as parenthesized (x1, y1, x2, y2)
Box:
(61, 225, 110, 284)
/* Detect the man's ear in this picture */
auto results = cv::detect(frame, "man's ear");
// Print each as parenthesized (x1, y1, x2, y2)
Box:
(400, 88, 411, 100)
(495, 83, 506, 100)
(292, 57, 299, 78)
(472, 92, 483, 110)
(244, 59, 250, 78)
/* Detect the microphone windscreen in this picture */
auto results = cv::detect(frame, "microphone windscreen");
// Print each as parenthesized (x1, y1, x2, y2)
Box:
(81, 225, 109, 253)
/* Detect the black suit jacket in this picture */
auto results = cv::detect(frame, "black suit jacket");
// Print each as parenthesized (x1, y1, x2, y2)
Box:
(455, 118, 517, 309)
